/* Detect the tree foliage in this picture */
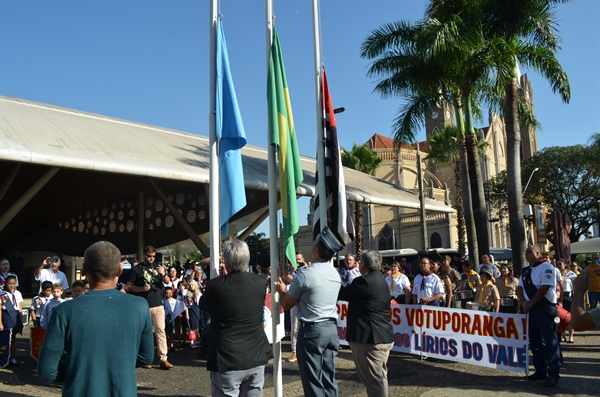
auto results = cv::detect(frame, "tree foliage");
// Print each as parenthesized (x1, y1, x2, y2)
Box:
(244, 232, 271, 269)
(341, 144, 383, 257)
(485, 138, 600, 245)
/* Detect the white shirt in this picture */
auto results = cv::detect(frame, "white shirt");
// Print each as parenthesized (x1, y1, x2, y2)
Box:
(35, 268, 69, 293)
(518, 262, 557, 304)
(346, 267, 361, 285)
(386, 273, 411, 296)
(477, 263, 501, 279)
(412, 273, 444, 303)
(562, 270, 577, 293)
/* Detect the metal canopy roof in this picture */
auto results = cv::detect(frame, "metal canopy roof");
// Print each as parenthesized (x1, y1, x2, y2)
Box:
(0, 96, 453, 256)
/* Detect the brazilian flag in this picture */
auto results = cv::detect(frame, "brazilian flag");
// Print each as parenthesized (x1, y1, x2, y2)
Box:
(267, 26, 303, 269)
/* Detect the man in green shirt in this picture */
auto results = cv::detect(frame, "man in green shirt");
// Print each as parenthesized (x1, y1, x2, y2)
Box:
(38, 241, 154, 397)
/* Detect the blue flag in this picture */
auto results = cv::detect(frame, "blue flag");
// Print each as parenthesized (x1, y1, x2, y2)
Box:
(216, 19, 247, 237)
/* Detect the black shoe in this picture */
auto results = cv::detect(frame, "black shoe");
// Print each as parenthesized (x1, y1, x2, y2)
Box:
(544, 378, 559, 387)
(527, 372, 547, 381)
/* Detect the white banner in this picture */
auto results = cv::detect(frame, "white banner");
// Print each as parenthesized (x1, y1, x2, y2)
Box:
(336, 302, 529, 374)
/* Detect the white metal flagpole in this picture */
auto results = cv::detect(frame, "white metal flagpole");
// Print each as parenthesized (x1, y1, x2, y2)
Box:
(267, 1, 283, 396)
(312, 0, 327, 234)
(209, 0, 220, 277)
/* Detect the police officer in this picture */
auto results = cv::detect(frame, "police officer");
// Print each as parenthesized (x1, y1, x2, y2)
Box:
(517, 244, 561, 387)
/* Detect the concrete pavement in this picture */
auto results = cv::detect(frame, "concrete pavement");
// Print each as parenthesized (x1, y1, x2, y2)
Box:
(1, 324, 599, 396)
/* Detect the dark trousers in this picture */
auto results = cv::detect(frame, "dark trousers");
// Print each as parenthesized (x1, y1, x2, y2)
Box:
(297, 321, 339, 397)
(201, 311, 211, 352)
(529, 304, 560, 380)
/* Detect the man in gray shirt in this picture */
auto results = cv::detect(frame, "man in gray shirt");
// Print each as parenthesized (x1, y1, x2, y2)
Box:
(276, 229, 342, 397)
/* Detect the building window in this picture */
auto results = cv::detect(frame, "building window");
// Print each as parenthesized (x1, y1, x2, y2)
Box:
(430, 232, 442, 248)
(378, 225, 394, 250)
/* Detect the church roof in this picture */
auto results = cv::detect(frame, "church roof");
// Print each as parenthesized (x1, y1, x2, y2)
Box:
(366, 133, 428, 152)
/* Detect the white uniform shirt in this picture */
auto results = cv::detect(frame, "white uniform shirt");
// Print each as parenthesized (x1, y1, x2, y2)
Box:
(562, 270, 577, 293)
(518, 262, 557, 304)
(386, 273, 411, 297)
(412, 273, 444, 303)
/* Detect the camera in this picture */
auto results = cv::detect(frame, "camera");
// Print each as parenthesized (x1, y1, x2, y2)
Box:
(48, 256, 60, 264)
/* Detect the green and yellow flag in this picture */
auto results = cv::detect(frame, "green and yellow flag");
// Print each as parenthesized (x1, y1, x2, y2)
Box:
(268, 26, 303, 268)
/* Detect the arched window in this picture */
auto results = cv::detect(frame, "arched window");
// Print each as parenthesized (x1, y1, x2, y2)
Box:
(430, 232, 442, 248)
(378, 225, 394, 250)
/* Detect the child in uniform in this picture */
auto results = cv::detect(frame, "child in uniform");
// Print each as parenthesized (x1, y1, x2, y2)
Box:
(31, 281, 53, 329)
(0, 275, 23, 366)
(40, 283, 65, 329)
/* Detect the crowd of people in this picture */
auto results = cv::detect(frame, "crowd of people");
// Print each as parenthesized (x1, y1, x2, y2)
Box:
(1, 240, 599, 396)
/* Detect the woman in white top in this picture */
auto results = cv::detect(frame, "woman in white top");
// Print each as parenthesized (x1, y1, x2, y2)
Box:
(385, 262, 411, 304)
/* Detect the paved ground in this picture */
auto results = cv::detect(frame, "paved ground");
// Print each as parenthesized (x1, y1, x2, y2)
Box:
(1, 323, 598, 397)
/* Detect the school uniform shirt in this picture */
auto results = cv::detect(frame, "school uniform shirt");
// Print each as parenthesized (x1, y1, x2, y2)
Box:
(31, 294, 51, 321)
(385, 273, 410, 297)
(1, 290, 23, 310)
(40, 298, 65, 329)
(518, 262, 557, 304)
(412, 273, 444, 303)
(562, 270, 577, 293)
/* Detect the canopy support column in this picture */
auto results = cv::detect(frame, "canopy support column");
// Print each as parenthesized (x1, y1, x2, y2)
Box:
(0, 166, 59, 233)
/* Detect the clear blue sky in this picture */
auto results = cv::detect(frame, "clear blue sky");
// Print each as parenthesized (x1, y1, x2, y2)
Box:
(2, 0, 599, 239)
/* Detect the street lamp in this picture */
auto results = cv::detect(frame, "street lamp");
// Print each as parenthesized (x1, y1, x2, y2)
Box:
(522, 167, 539, 245)
(523, 167, 539, 197)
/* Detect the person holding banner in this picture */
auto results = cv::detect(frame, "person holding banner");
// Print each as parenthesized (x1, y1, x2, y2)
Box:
(276, 228, 343, 397)
(412, 256, 444, 306)
(338, 250, 394, 397)
(517, 244, 561, 387)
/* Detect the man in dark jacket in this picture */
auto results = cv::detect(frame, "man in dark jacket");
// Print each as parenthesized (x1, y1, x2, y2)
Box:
(200, 239, 272, 396)
(338, 250, 394, 397)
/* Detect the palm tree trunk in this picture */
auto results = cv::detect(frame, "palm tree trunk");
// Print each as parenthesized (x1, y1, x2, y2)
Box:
(458, 138, 477, 262)
(504, 78, 526, 273)
(463, 95, 490, 259)
(354, 202, 363, 258)
(453, 158, 467, 258)
(455, 105, 478, 262)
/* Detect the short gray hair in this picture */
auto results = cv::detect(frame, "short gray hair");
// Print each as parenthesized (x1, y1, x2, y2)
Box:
(84, 241, 121, 282)
(528, 244, 542, 254)
(223, 239, 250, 273)
(360, 250, 382, 271)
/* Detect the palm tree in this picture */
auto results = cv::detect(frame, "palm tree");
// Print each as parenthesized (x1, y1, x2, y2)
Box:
(341, 143, 382, 257)
(479, 0, 570, 272)
(427, 125, 489, 257)
(360, 11, 489, 261)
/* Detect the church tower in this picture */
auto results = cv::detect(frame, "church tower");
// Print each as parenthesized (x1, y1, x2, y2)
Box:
(519, 74, 538, 161)
(425, 101, 455, 138)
